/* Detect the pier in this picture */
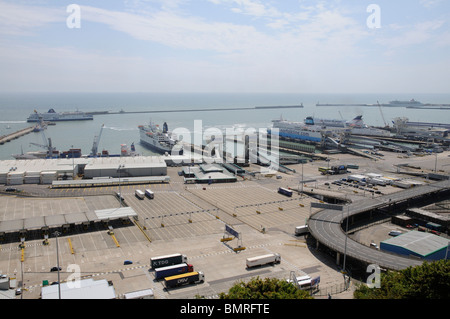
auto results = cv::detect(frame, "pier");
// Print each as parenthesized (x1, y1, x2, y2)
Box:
(0, 126, 35, 145)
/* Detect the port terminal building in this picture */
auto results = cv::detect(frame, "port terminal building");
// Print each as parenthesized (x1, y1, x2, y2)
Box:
(0, 156, 169, 186)
(380, 231, 450, 261)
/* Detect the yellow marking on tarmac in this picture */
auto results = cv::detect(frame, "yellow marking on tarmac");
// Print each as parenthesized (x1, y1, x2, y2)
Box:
(110, 234, 120, 247)
(134, 220, 152, 243)
(21, 248, 25, 262)
(67, 238, 75, 254)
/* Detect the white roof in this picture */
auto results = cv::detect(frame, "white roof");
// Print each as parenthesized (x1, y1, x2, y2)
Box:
(41, 278, 116, 299)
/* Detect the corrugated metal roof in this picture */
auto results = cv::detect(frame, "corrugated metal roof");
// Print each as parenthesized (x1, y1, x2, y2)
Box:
(381, 230, 449, 257)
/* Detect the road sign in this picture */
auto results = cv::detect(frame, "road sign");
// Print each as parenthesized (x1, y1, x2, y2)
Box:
(311, 202, 343, 211)
(225, 225, 239, 239)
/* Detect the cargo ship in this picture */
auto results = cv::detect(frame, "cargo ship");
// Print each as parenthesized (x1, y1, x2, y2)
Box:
(138, 121, 180, 154)
(27, 109, 93, 122)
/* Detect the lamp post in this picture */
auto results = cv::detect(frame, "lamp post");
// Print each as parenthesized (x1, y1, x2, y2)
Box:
(342, 204, 350, 288)
(54, 231, 61, 299)
(117, 164, 124, 207)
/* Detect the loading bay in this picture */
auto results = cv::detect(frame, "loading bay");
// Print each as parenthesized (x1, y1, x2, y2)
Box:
(1, 151, 449, 299)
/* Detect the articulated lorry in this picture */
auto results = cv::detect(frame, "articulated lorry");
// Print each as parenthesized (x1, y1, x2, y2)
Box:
(164, 271, 205, 289)
(154, 263, 194, 280)
(246, 253, 281, 268)
(150, 253, 188, 269)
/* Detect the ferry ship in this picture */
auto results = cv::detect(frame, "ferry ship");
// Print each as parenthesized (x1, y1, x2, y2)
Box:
(27, 109, 93, 122)
(388, 99, 423, 107)
(139, 121, 180, 154)
(307, 115, 390, 137)
(269, 117, 324, 143)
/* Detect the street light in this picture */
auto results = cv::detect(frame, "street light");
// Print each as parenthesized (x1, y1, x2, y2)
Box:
(53, 231, 61, 299)
(117, 164, 124, 207)
(342, 204, 350, 288)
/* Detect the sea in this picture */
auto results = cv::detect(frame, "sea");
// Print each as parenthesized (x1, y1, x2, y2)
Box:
(0, 92, 449, 161)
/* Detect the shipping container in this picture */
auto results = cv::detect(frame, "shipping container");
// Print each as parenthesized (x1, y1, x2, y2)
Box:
(150, 253, 188, 269)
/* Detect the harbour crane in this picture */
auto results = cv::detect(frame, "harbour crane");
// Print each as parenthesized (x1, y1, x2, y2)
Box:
(29, 128, 57, 157)
(377, 101, 388, 128)
(90, 124, 105, 157)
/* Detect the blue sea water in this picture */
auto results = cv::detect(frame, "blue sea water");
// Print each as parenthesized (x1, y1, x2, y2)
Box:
(0, 92, 449, 160)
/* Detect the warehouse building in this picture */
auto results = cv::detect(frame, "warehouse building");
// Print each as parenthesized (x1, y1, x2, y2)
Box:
(0, 156, 168, 185)
(380, 231, 450, 261)
(83, 156, 167, 179)
(41, 278, 116, 299)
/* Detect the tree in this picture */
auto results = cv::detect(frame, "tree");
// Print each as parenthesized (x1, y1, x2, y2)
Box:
(354, 260, 450, 299)
(219, 277, 313, 299)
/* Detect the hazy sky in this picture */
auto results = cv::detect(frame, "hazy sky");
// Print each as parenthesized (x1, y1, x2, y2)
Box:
(0, 0, 449, 93)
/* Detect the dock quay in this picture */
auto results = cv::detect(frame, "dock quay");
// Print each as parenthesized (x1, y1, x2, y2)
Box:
(0, 126, 35, 145)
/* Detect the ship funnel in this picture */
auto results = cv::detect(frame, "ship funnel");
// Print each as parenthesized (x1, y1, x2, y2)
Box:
(163, 122, 168, 133)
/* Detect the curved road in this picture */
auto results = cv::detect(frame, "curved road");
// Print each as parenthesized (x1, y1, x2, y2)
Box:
(308, 179, 450, 271)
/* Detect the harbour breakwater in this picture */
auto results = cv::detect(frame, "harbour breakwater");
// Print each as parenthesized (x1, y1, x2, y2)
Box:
(86, 104, 304, 116)
(0, 126, 35, 145)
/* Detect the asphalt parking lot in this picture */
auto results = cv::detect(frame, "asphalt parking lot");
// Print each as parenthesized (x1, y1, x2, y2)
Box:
(1, 150, 448, 299)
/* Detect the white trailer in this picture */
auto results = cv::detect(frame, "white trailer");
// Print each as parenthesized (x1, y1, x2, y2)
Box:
(369, 178, 388, 186)
(135, 189, 145, 199)
(123, 289, 154, 299)
(348, 174, 367, 183)
(145, 189, 154, 199)
(295, 225, 309, 236)
(246, 253, 281, 268)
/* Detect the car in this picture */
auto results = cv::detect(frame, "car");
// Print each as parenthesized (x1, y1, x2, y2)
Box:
(124, 260, 133, 265)
(389, 230, 402, 237)
(5, 187, 17, 192)
(50, 266, 62, 272)
(15, 288, 22, 295)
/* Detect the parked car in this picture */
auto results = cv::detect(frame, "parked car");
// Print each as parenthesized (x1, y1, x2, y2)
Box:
(389, 230, 402, 237)
(50, 266, 62, 272)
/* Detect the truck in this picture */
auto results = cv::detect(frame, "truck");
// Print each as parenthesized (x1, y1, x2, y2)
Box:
(164, 271, 205, 289)
(135, 189, 145, 199)
(145, 189, 154, 199)
(154, 263, 194, 280)
(246, 253, 281, 268)
(295, 225, 309, 236)
(278, 187, 293, 197)
(150, 253, 188, 269)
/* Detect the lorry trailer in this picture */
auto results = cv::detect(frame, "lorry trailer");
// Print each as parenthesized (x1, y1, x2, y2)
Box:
(246, 253, 281, 268)
(164, 271, 205, 289)
(154, 263, 194, 280)
(135, 189, 145, 199)
(295, 225, 309, 236)
(278, 187, 293, 197)
(150, 253, 188, 269)
(145, 189, 154, 199)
